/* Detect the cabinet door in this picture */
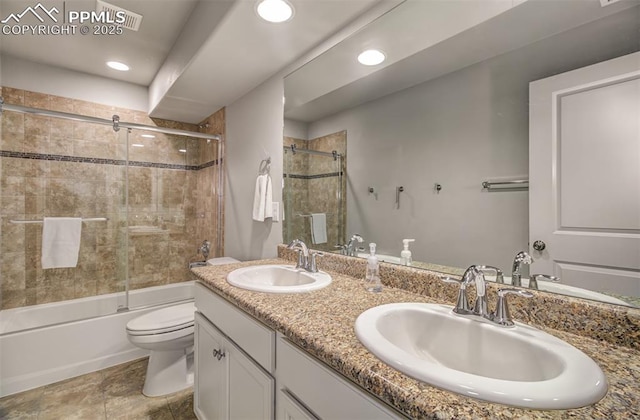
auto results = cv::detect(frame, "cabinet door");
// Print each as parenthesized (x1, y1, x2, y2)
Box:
(277, 389, 318, 420)
(194, 313, 228, 420)
(228, 341, 275, 420)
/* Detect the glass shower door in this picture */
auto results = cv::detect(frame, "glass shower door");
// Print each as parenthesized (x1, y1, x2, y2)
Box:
(283, 146, 345, 252)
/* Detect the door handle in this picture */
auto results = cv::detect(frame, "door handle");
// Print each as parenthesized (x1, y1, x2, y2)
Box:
(533, 240, 546, 251)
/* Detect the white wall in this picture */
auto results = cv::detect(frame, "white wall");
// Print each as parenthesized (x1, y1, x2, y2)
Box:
(1, 55, 148, 111)
(225, 76, 284, 260)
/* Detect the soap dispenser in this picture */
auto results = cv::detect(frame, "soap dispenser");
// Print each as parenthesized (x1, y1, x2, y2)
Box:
(401, 239, 415, 266)
(364, 243, 382, 293)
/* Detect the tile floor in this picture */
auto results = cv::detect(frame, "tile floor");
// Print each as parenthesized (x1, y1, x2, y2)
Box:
(0, 358, 197, 420)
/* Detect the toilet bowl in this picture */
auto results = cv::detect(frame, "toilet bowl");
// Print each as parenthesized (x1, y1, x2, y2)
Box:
(126, 301, 196, 397)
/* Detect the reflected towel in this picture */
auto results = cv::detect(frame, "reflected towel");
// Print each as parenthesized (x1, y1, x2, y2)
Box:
(252, 174, 273, 222)
(41, 217, 82, 269)
(310, 213, 327, 244)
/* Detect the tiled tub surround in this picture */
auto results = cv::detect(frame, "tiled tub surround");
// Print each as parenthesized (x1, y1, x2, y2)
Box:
(191, 247, 640, 419)
(0, 87, 224, 309)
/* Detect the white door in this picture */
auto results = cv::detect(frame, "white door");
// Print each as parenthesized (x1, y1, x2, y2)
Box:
(529, 52, 640, 297)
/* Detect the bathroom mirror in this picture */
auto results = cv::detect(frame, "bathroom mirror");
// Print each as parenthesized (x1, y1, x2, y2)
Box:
(282, 0, 640, 307)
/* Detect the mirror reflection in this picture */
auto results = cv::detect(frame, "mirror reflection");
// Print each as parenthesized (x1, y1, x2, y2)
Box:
(283, 0, 640, 307)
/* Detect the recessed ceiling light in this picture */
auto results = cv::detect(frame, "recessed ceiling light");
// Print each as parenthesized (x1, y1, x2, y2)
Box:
(357, 49, 386, 66)
(140, 134, 155, 138)
(256, 0, 294, 23)
(131, 143, 144, 148)
(179, 149, 187, 153)
(106, 61, 130, 71)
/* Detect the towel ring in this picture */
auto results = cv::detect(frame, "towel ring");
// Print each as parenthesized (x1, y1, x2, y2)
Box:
(258, 157, 271, 175)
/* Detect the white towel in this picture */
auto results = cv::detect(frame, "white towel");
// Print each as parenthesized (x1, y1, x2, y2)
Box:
(310, 213, 327, 244)
(252, 174, 273, 222)
(41, 217, 82, 269)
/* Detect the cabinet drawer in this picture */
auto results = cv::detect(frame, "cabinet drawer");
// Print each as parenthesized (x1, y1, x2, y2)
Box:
(277, 388, 318, 420)
(195, 282, 275, 373)
(276, 335, 406, 419)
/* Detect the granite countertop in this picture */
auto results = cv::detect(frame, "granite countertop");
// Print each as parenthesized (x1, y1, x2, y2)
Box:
(192, 258, 640, 420)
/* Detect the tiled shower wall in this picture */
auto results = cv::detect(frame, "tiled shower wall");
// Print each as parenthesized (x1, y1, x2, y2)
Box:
(283, 131, 346, 252)
(0, 87, 224, 310)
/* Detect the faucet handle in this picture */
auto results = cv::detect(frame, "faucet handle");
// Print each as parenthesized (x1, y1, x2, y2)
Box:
(529, 274, 559, 290)
(492, 288, 534, 327)
(308, 251, 324, 273)
(440, 276, 472, 315)
(476, 265, 504, 284)
(292, 248, 305, 269)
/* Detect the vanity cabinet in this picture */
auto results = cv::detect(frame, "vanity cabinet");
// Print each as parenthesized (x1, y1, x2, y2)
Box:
(276, 334, 406, 420)
(194, 284, 275, 420)
(194, 282, 404, 420)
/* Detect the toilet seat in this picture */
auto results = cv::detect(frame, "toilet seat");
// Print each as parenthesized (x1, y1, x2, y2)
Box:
(126, 302, 195, 336)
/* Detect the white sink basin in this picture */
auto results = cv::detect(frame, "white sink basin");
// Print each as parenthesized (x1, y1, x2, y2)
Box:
(355, 303, 607, 409)
(227, 265, 331, 293)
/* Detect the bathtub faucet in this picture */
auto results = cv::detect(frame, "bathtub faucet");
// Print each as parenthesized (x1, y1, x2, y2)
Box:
(198, 240, 211, 260)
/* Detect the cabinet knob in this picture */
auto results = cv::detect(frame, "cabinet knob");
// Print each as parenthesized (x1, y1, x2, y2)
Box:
(212, 348, 226, 361)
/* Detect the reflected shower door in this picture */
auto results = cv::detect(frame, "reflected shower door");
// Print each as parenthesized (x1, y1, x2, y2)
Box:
(283, 146, 345, 252)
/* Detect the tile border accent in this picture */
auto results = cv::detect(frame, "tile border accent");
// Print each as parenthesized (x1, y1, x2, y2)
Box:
(0, 150, 219, 171)
(285, 171, 343, 180)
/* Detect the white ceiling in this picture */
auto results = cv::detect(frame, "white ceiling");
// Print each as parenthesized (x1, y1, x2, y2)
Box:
(0, 0, 200, 85)
(0, 0, 390, 123)
(284, 0, 640, 122)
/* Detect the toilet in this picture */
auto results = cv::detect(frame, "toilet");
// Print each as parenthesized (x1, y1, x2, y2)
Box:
(126, 302, 196, 397)
(126, 256, 240, 397)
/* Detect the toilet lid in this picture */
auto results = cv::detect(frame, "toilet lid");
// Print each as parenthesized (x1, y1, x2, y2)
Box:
(126, 302, 195, 335)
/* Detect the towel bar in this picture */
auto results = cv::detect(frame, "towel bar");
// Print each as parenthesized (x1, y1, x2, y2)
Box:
(9, 217, 109, 224)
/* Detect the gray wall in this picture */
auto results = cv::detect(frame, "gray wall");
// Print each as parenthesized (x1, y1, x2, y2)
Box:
(308, 59, 529, 271)
(306, 10, 640, 272)
(225, 76, 284, 261)
(283, 118, 308, 140)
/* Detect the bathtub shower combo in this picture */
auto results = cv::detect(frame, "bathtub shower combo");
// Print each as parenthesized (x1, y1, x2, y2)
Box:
(0, 98, 224, 397)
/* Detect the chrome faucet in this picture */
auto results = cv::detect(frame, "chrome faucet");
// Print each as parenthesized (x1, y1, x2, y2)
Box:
(287, 239, 322, 273)
(529, 274, 559, 290)
(336, 233, 364, 256)
(511, 251, 533, 287)
(442, 265, 489, 318)
(346, 233, 364, 256)
(198, 240, 211, 260)
(442, 265, 533, 327)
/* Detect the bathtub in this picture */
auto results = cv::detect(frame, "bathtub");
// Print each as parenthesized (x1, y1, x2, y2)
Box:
(0, 281, 195, 398)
